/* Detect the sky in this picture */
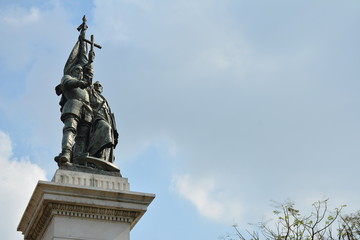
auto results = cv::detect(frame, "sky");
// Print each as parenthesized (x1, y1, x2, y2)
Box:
(0, 0, 360, 239)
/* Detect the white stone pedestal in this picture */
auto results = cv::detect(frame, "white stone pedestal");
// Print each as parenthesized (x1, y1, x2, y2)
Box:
(17, 169, 155, 240)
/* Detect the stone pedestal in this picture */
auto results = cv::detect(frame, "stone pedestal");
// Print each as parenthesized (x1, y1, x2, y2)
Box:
(17, 169, 155, 240)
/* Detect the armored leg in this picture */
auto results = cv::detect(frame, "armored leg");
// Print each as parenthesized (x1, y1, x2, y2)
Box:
(72, 121, 90, 161)
(55, 116, 78, 166)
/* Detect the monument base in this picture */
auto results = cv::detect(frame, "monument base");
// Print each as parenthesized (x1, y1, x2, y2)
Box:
(18, 169, 155, 240)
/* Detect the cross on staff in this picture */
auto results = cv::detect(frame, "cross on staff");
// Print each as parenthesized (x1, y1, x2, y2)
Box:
(83, 35, 102, 49)
(85, 34, 100, 64)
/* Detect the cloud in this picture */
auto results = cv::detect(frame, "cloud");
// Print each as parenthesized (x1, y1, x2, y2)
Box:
(173, 174, 242, 224)
(0, 131, 47, 240)
(1, 7, 40, 25)
(1, 3, 360, 239)
(89, 1, 360, 225)
(0, 6, 43, 71)
(0, 3, 77, 171)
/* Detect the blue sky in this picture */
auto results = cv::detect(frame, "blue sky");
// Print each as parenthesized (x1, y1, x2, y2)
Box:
(1, 1, 360, 239)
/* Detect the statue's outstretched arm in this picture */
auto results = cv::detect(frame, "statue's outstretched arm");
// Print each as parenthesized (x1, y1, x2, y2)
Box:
(62, 76, 88, 89)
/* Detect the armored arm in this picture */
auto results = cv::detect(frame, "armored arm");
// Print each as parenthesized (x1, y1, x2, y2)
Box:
(61, 75, 88, 90)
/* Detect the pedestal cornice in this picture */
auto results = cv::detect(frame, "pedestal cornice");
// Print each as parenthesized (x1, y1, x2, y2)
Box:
(18, 179, 155, 240)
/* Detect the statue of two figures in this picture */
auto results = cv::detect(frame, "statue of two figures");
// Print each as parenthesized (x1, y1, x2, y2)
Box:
(54, 16, 119, 172)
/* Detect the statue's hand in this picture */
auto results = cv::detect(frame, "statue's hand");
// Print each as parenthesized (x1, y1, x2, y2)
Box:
(78, 80, 88, 89)
(89, 51, 95, 62)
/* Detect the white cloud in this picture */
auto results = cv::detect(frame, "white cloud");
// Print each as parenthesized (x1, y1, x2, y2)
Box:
(172, 174, 242, 224)
(0, 131, 47, 240)
(1, 7, 40, 25)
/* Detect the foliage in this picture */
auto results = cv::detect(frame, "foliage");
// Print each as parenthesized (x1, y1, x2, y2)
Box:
(339, 210, 360, 240)
(222, 199, 360, 240)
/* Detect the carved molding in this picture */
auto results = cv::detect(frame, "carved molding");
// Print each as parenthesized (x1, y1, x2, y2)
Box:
(28, 202, 141, 240)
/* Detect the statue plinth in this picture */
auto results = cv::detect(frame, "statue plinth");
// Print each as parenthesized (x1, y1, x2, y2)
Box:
(17, 170, 155, 240)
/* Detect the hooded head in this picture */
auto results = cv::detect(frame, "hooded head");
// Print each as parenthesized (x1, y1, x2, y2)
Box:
(70, 64, 83, 80)
(94, 81, 103, 93)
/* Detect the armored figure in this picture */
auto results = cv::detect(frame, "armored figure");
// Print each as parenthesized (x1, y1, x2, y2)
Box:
(55, 64, 92, 166)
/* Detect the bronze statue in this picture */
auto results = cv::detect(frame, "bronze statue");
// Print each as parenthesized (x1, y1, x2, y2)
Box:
(54, 16, 119, 173)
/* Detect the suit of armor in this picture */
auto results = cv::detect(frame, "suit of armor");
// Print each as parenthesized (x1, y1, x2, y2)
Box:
(55, 65, 92, 166)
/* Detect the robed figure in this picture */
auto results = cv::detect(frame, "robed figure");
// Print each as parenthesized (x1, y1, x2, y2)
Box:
(88, 81, 118, 163)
